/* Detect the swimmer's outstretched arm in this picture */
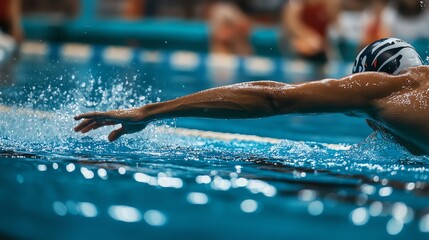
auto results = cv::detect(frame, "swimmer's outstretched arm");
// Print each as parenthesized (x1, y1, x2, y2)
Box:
(74, 71, 411, 141)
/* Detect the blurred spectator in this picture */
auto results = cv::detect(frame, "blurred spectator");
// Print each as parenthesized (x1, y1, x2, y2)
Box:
(339, 0, 367, 43)
(125, 0, 162, 19)
(123, 0, 202, 20)
(360, 0, 392, 48)
(22, 0, 79, 18)
(390, 0, 429, 42)
(339, 0, 429, 60)
(336, 0, 367, 61)
(208, 1, 253, 55)
(281, 0, 341, 63)
(124, 0, 146, 19)
(0, 0, 23, 43)
(244, 0, 288, 25)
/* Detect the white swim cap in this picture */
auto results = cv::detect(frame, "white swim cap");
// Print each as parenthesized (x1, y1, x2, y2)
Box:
(353, 38, 423, 75)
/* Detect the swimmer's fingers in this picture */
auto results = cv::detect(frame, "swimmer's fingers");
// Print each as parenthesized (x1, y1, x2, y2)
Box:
(74, 119, 95, 132)
(108, 127, 126, 142)
(90, 121, 116, 131)
(80, 121, 117, 133)
(74, 119, 116, 132)
(80, 122, 97, 133)
(74, 111, 112, 121)
(75, 109, 146, 124)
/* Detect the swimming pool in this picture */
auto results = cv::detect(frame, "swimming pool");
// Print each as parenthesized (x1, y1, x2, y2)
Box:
(0, 42, 428, 239)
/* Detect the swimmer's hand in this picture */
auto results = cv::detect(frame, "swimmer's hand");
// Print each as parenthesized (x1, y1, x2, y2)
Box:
(74, 109, 148, 142)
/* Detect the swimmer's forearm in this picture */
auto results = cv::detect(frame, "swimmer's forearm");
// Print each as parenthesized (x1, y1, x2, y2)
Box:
(138, 79, 361, 122)
(139, 81, 290, 121)
(136, 73, 406, 122)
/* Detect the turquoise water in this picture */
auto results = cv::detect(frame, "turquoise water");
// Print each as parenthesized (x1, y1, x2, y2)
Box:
(0, 47, 429, 239)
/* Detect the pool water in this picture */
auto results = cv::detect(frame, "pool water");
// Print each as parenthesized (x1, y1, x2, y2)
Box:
(0, 44, 429, 240)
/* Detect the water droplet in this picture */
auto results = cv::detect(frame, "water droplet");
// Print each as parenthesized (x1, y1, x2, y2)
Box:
(387, 218, 403, 235)
(350, 207, 369, 226)
(308, 201, 324, 216)
(53, 201, 67, 216)
(240, 199, 258, 213)
(144, 210, 167, 226)
(109, 205, 142, 223)
(187, 192, 209, 205)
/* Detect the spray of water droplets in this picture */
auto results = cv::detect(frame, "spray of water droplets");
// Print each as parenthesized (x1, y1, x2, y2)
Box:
(0, 72, 178, 155)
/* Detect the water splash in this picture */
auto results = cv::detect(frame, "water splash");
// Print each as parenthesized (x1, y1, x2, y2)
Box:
(0, 66, 428, 183)
(0, 72, 170, 154)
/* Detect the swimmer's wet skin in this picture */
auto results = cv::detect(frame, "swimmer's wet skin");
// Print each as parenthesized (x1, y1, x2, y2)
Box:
(74, 38, 429, 155)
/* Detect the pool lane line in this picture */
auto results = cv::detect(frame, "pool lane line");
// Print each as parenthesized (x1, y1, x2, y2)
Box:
(160, 126, 282, 144)
(0, 104, 350, 149)
(18, 41, 358, 80)
(18, 41, 329, 77)
(0, 104, 54, 119)
(158, 127, 350, 150)
(0, 103, 282, 143)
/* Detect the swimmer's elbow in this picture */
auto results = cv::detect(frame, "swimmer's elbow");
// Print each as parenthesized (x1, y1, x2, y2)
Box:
(268, 90, 297, 115)
(245, 81, 296, 115)
(264, 97, 281, 115)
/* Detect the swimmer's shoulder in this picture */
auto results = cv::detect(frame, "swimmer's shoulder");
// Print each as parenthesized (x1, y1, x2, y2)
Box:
(403, 66, 429, 85)
(402, 65, 429, 75)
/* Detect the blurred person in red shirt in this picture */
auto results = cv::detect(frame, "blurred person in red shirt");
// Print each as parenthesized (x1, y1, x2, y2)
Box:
(281, 0, 341, 63)
(360, 0, 391, 49)
(360, 0, 429, 46)
(124, 0, 146, 19)
(336, 0, 367, 61)
(0, 0, 23, 43)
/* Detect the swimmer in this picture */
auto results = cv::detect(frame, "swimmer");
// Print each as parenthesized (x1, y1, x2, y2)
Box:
(75, 38, 429, 155)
